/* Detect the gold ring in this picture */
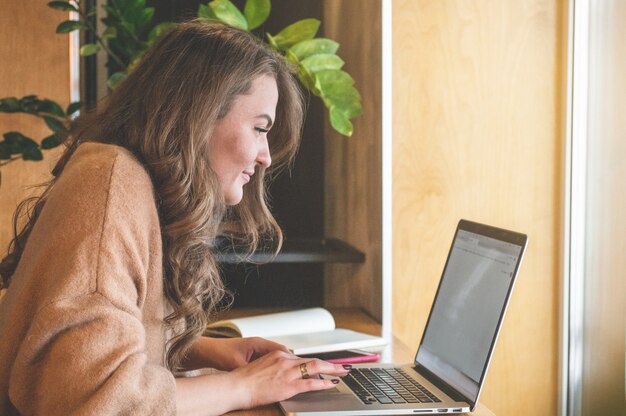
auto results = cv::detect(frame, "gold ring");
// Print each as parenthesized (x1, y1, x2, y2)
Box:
(299, 362, 310, 379)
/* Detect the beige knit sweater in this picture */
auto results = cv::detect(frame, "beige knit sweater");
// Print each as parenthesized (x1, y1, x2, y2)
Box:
(0, 143, 177, 415)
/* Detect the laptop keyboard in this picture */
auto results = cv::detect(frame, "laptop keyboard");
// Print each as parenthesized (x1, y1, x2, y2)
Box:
(342, 368, 442, 405)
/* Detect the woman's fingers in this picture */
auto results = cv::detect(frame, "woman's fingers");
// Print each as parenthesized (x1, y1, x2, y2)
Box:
(296, 358, 351, 380)
(298, 377, 342, 391)
(247, 337, 290, 358)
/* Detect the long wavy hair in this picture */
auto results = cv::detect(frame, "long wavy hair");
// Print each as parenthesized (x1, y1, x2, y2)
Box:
(0, 21, 304, 370)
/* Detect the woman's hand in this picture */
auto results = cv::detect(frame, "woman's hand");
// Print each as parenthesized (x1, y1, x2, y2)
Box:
(211, 337, 290, 371)
(175, 349, 352, 415)
(182, 336, 289, 371)
(227, 350, 352, 409)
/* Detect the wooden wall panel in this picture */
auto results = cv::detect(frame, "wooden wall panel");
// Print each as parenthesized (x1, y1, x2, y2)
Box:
(392, 1, 565, 415)
(323, 1, 383, 321)
(0, 1, 70, 254)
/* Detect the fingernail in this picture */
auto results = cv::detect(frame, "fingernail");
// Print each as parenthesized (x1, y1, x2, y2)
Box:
(332, 379, 340, 384)
(342, 365, 352, 370)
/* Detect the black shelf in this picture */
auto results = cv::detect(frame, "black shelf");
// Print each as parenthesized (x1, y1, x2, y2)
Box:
(217, 238, 365, 264)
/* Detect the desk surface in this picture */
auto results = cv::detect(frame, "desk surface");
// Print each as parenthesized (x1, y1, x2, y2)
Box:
(225, 335, 495, 416)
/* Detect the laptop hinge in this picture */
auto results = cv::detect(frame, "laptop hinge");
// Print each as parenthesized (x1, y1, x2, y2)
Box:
(412, 364, 472, 404)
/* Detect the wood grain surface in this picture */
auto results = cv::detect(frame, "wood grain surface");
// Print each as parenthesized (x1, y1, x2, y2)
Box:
(322, 0, 383, 321)
(391, 1, 566, 415)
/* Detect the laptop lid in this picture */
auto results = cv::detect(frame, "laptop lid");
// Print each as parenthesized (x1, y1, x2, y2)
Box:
(414, 219, 527, 409)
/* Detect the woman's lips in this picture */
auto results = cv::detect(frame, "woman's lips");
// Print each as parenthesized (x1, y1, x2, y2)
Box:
(242, 171, 254, 183)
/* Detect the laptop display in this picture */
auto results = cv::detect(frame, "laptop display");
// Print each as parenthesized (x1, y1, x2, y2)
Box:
(416, 225, 525, 404)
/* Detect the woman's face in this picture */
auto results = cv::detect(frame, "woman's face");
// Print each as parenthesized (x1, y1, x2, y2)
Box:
(209, 75, 278, 205)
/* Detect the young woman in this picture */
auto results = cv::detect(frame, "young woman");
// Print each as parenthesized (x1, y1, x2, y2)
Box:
(0, 21, 349, 415)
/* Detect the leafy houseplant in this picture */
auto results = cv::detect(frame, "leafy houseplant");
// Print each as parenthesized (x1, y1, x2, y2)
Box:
(0, 0, 362, 170)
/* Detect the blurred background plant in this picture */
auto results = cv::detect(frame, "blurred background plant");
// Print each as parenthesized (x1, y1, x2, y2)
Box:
(0, 0, 361, 170)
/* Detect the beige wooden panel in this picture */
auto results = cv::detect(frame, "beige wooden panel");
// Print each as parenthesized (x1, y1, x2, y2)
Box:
(392, 1, 565, 415)
(0, 0, 70, 254)
(323, 0, 383, 321)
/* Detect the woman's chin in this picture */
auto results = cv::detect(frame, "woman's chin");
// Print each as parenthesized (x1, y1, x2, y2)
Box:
(224, 190, 244, 206)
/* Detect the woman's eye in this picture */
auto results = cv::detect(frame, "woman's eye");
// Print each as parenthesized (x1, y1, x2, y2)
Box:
(255, 127, 269, 134)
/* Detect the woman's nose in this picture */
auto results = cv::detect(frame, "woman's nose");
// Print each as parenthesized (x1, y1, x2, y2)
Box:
(256, 137, 271, 169)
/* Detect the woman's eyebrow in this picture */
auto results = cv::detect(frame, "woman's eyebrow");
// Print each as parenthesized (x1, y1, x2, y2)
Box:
(256, 114, 273, 127)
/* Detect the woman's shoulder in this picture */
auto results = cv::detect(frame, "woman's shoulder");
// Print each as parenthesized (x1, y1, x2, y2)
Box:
(51, 142, 158, 220)
(65, 142, 152, 187)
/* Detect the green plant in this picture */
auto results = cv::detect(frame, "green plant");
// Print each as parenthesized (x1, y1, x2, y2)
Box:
(0, 0, 362, 169)
(0, 97, 79, 166)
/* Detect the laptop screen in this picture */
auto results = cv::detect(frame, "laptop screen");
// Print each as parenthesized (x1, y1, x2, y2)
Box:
(415, 221, 526, 404)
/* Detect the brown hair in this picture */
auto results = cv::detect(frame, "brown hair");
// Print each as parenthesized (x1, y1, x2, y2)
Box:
(0, 21, 304, 370)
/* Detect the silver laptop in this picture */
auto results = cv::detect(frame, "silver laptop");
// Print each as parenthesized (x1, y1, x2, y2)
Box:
(280, 219, 527, 415)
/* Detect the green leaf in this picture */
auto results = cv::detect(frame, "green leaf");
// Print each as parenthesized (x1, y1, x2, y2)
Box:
(265, 32, 278, 50)
(315, 69, 355, 89)
(289, 38, 339, 61)
(107, 72, 127, 89)
(272, 19, 320, 51)
(0, 97, 21, 113)
(2, 131, 44, 158)
(102, 5, 118, 19)
(301, 54, 344, 72)
(0, 143, 9, 160)
(4, 132, 26, 154)
(283, 49, 299, 66)
(121, 20, 137, 37)
(41, 134, 62, 149)
(43, 116, 66, 133)
(244, 0, 270, 30)
(39, 100, 65, 117)
(316, 70, 362, 118)
(56, 20, 86, 33)
(66, 101, 81, 116)
(329, 106, 353, 137)
(19, 96, 39, 114)
(80, 43, 101, 56)
(137, 7, 155, 31)
(102, 26, 118, 40)
(198, 4, 218, 20)
(324, 86, 362, 118)
(209, 0, 248, 31)
(22, 146, 43, 161)
(127, 53, 144, 71)
(297, 67, 319, 95)
(147, 22, 177, 44)
(20, 136, 39, 150)
(47, 1, 79, 12)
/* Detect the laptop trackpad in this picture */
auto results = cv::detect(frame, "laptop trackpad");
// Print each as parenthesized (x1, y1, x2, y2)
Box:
(281, 388, 362, 413)
(290, 388, 344, 399)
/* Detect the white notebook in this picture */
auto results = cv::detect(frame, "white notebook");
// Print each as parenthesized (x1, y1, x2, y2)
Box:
(204, 308, 387, 355)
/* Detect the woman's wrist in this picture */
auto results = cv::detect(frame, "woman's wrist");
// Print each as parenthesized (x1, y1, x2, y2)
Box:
(175, 371, 250, 416)
(180, 336, 215, 371)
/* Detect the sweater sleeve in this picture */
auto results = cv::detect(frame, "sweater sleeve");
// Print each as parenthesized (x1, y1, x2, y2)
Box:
(10, 293, 176, 415)
(7, 144, 176, 415)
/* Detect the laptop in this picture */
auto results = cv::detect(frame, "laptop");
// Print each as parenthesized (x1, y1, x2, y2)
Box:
(280, 219, 527, 415)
